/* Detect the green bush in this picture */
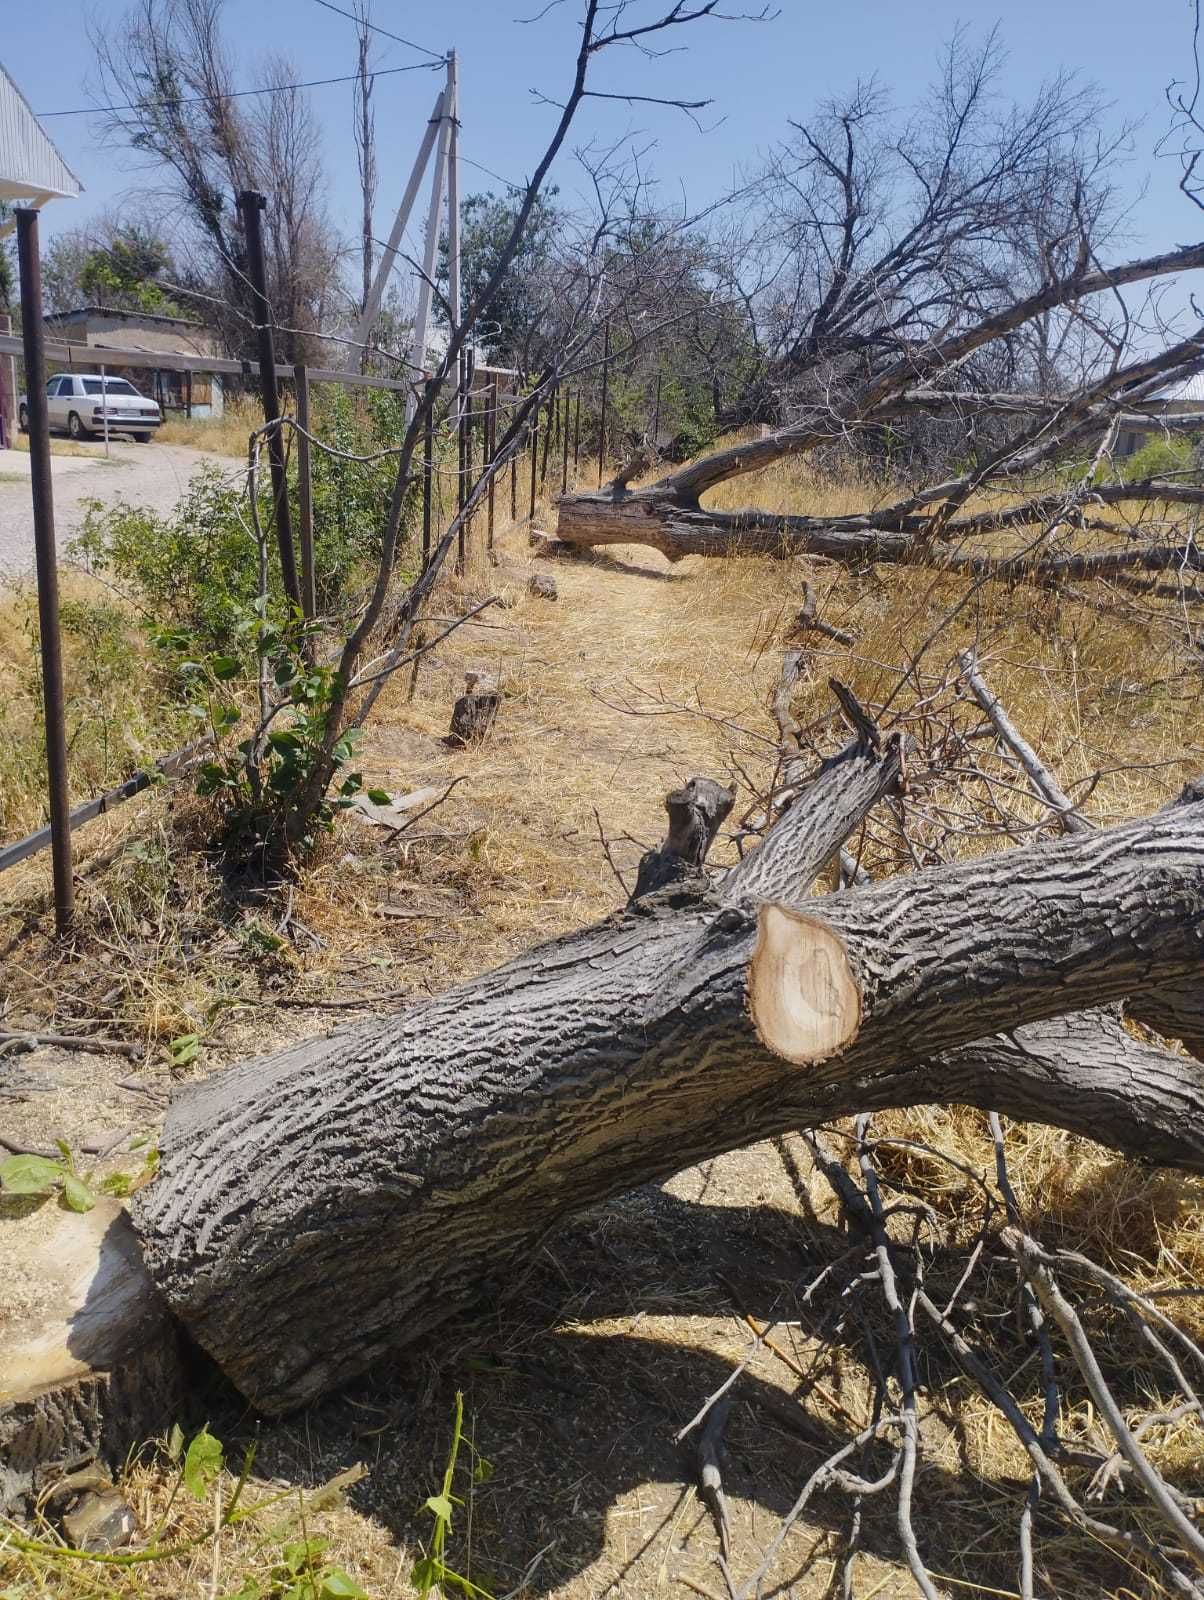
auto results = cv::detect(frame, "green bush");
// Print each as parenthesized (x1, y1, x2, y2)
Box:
(1113, 433, 1197, 483)
(73, 465, 274, 664)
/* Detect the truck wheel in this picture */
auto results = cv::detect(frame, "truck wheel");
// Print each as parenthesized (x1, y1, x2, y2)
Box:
(68, 412, 86, 440)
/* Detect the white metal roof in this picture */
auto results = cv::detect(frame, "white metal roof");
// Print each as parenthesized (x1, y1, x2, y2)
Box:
(1152, 373, 1204, 404)
(0, 61, 83, 215)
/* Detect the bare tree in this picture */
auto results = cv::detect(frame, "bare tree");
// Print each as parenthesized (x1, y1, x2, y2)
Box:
(730, 30, 1129, 423)
(90, 0, 341, 362)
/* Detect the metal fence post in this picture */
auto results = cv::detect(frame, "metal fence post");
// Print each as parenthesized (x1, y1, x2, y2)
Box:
(17, 208, 73, 936)
(509, 393, 518, 524)
(422, 380, 435, 570)
(597, 323, 610, 487)
(560, 388, 570, 494)
(486, 378, 498, 556)
(238, 189, 301, 609)
(293, 364, 316, 620)
(528, 405, 538, 520)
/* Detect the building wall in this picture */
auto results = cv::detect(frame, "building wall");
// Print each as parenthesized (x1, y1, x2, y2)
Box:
(49, 315, 224, 417)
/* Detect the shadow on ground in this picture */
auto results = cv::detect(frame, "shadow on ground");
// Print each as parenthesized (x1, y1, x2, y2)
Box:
(195, 1176, 1167, 1599)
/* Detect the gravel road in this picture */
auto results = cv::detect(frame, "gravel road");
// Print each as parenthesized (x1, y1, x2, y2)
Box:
(0, 440, 238, 578)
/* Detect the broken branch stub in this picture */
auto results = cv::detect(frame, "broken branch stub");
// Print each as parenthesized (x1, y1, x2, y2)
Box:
(630, 776, 735, 901)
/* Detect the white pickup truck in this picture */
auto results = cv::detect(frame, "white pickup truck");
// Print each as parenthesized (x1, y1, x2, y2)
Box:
(19, 373, 162, 443)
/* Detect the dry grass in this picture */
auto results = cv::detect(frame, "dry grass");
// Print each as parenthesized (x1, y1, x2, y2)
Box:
(6, 433, 121, 459)
(2, 441, 1202, 1598)
(155, 394, 262, 455)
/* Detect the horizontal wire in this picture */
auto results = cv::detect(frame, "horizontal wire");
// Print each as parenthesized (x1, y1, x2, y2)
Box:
(38, 61, 438, 119)
(308, 0, 447, 62)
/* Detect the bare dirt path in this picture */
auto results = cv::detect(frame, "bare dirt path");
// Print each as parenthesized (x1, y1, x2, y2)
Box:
(0, 441, 236, 577)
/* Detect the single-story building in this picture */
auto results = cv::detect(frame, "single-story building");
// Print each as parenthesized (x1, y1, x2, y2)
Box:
(42, 307, 225, 418)
(1116, 374, 1204, 458)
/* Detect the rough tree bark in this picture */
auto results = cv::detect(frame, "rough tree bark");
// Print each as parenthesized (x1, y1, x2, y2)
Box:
(128, 790, 1204, 1416)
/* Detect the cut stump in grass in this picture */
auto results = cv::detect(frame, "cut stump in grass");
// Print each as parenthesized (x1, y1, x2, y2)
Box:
(0, 1198, 185, 1512)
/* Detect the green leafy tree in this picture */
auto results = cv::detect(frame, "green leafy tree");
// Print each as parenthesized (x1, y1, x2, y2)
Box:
(439, 189, 562, 363)
(78, 225, 180, 313)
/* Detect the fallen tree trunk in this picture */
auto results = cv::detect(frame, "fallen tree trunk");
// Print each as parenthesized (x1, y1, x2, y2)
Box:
(555, 482, 1204, 584)
(131, 796, 1204, 1415)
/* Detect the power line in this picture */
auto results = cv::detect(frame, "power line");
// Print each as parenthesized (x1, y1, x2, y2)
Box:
(37, 61, 439, 119)
(308, 0, 447, 63)
(459, 154, 526, 194)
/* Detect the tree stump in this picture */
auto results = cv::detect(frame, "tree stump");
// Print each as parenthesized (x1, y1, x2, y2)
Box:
(0, 1199, 186, 1513)
(448, 671, 501, 746)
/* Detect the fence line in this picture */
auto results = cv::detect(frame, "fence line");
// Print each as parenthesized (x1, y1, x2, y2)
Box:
(0, 383, 584, 877)
(0, 740, 211, 877)
(0, 332, 414, 395)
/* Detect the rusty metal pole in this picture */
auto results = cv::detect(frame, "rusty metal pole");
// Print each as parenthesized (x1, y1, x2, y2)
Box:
(528, 404, 538, 520)
(597, 323, 610, 488)
(238, 190, 301, 609)
(17, 209, 73, 936)
(293, 365, 316, 620)
(509, 394, 518, 523)
(560, 387, 570, 494)
(540, 385, 555, 489)
(422, 380, 434, 570)
(486, 378, 498, 556)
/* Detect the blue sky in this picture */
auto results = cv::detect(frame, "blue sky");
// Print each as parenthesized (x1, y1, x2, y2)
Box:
(4, 1, 1201, 261)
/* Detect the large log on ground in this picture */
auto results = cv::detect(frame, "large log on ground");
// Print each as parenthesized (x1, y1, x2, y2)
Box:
(131, 798, 1204, 1416)
(554, 481, 1204, 588)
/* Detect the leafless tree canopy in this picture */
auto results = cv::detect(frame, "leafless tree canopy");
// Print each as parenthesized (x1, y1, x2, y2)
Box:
(90, 0, 341, 361)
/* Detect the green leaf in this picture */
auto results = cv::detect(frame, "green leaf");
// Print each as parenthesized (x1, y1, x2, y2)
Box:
(0, 1153, 65, 1195)
(166, 1422, 185, 1463)
(365, 789, 392, 805)
(170, 1033, 200, 1067)
(61, 1172, 96, 1213)
(183, 1426, 223, 1500)
(99, 1171, 134, 1197)
(54, 1138, 76, 1170)
(210, 655, 241, 680)
(319, 1571, 369, 1599)
(472, 1457, 494, 1484)
(411, 1556, 440, 1593)
(423, 1494, 454, 1523)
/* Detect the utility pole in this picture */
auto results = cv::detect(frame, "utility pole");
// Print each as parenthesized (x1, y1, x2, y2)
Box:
(237, 190, 301, 609)
(353, 90, 445, 366)
(407, 55, 455, 421)
(446, 50, 461, 347)
(17, 209, 73, 935)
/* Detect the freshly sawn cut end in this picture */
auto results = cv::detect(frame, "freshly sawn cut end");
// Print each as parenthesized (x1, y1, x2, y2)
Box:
(748, 903, 862, 1064)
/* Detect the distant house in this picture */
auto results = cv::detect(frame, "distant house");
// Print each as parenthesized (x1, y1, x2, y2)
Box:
(43, 307, 225, 418)
(1116, 374, 1204, 458)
